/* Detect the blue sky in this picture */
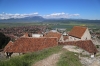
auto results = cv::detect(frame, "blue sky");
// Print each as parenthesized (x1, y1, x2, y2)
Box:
(0, 0, 100, 20)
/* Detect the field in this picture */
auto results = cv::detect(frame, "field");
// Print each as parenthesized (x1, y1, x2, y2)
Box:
(0, 22, 99, 30)
(0, 20, 100, 31)
(0, 23, 41, 28)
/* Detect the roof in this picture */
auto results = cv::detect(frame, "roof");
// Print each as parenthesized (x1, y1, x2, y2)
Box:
(63, 36, 69, 41)
(4, 41, 13, 52)
(4, 37, 58, 53)
(44, 31, 61, 40)
(69, 26, 87, 38)
(59, 40, 98, 53)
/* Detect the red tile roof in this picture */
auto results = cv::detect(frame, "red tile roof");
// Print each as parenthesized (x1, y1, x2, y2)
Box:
(4, 41, 13, 52)
(69, 26, 87, 38)
(63, 36, 69, 41)
(44, 32, 61, 40)
(4, 37, 58, 53)
(59, 40, 98, 53)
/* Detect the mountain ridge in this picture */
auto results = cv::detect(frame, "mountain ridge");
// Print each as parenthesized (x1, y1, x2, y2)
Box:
(0, 16, 100, 23)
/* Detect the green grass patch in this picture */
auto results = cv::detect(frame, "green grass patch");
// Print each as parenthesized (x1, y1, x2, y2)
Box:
(0, 46, 62, 66)
(57, 51, 82, 66)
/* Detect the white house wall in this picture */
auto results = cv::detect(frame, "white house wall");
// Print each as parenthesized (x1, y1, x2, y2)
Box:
(32, 34, 43, 37)
(69, 36, 81, 41)
(59, 35, 64, 41)
(81, 28, 91, 40)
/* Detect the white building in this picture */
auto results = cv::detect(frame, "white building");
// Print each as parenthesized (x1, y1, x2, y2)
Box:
(68, 26, 91, 41)
(32, 34, 43, 37)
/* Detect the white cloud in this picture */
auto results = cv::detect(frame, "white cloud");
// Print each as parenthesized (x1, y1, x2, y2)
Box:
(43, 12, 80, 19)
(50, 12, 66, 16)
(0, 12, 39, 19)
(70, 14, 80, 17)
(0, 12, 80, 19)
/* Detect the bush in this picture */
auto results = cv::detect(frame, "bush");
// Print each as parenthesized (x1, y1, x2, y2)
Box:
(96, 45, 99, 48)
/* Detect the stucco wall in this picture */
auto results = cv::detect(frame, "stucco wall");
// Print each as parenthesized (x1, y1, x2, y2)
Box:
(32, 34, 43, 37)
(81, 28, 91, 40)
(69, 36, 81, 41)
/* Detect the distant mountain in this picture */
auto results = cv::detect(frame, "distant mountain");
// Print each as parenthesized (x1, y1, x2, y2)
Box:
(0, 16, 100, 23)
(0, 16, 44, 22)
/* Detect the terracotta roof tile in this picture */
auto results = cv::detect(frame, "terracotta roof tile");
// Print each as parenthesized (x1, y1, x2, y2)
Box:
(44, 32, 61, 40)
(4, 41, 13, 52)
(63, 36, 69, 41)
(69, 26, 87, 38)
(5, 37, 58, 53)
(59, 40, 98, 53)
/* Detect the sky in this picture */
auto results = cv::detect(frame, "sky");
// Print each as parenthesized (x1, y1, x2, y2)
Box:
(0, 0, 100, 20)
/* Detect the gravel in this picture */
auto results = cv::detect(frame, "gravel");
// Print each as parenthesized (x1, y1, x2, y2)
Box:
(80, 56, 100, 66)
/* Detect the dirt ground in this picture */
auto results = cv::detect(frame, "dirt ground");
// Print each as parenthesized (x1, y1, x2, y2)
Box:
(63, 45, 100, 66)
(32, 45, 100, 66)
(0, 52, 6, 60)
(32, 52, 62, 66)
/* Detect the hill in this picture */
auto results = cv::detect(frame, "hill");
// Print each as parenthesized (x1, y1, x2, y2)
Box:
(0, 15, 100, 23)
(0, 16, 44, 22)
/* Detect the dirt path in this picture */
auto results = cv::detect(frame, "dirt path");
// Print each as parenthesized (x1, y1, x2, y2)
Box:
(32, 52, 62, 66)
(90, 60, 100, 66)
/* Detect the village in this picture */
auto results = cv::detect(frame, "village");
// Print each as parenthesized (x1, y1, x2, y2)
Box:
(0, 25, 100, 66)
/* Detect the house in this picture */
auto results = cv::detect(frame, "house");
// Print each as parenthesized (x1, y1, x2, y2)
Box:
(32, 34, 43, 37)
(68, 26, 91, 41)
(4, 41, 13, 52)
(57, 28, 66, 33)
(63, 35, 69, 41)
(44, 31, 62, 41)
(3, 41, 13, 58)
(4, 37, 58, 57)
(58, 26, 98, 57)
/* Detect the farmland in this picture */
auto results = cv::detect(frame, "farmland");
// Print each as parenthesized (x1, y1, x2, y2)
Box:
(0, 20, 100, 31)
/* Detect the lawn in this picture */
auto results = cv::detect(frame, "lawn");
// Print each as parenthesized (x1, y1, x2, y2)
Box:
(57, 51, 82, 66)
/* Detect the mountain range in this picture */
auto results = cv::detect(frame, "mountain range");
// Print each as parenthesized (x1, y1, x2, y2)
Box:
(0, 16, 44, 22)
(0, 16, 100, 23)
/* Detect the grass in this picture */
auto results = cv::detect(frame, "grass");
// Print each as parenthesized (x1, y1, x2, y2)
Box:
(0, 46, 62, 66)
(57, 51, 82, 66)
